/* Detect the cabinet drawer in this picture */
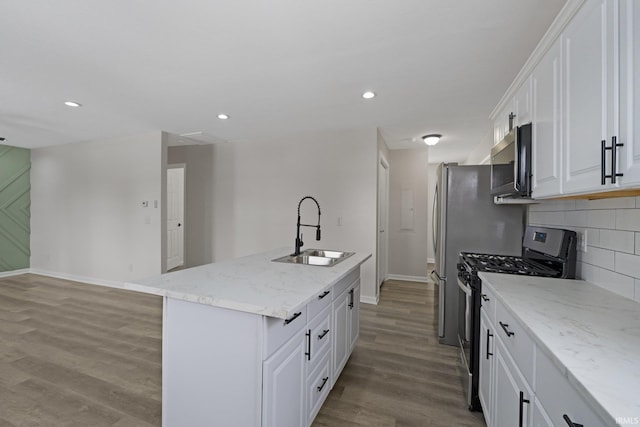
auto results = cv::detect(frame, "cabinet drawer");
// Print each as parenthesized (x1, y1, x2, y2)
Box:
(495, 300, 534, 384)
(332, 269, 359, 301)
(264, 306, 308, 358)
(308, 304, 332, 372)
(307, 348, 331, 425)
(308, 287, 332, 320)
(535, 347, 607, 427)
(480, 283, 496, 325)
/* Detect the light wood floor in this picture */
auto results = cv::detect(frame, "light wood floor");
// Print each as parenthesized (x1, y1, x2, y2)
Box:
(0, 274, 484, 426)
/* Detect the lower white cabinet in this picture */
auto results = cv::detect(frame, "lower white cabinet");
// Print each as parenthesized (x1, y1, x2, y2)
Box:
(163, 267, 361, 427)
(262, 331, 307, 427)
(493, 336, 533, 427)
(478, 311, 494, 427)
(479, 283, 609, 427)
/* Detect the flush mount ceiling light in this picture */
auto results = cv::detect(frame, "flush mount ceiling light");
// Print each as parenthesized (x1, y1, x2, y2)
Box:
(64, 101, 82, 107)
(422, 134, 442, 146)
(217, 113, 229, 120)
(362, 91, 376, 99)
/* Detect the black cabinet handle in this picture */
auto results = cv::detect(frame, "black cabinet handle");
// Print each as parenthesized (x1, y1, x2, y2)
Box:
(348, 289, 354, 309)
(284, 311, 302, 325)
(603, 136, 624, 184)
(601, 139, 607, 185)
(519, 391, 530, 427)
(318, 329, 330, 340)
(563, 414, 584, 427)
(486, 329, 493, 359)
(305, 330, 311, 361)
(499, 321, 515, 337)
(318, 290, 330, 299)
(481, 294, 490, 302)
(317, 376, 329, 392)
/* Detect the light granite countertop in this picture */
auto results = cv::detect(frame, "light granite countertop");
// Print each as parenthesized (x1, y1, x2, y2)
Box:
(479, 272, 640, 426)
(126, 248, 371, 319)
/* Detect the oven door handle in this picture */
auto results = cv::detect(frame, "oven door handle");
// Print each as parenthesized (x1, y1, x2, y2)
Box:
(457, 277, 472, 295)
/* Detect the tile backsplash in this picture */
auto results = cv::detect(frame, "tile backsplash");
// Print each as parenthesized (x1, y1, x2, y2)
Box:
(528, 196, 640, 302)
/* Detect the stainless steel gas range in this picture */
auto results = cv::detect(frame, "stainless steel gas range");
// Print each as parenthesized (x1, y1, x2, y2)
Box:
(456, 226, 577, 411)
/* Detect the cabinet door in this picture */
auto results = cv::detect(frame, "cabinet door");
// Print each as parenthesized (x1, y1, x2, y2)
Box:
(262, 332, 307, 427)
(494, 102, 515, 145)
(563, 0, 618, 194)
(493, 338, 532, 427)
(332, 288, 350, 382)
(531, 398, 554, 427)
(515, 77, 532, 126)
(619, 0, 640, 185)
(531, 39, 563, 198)
(348, 283, 360, 353)
(478, 312, 494, 427)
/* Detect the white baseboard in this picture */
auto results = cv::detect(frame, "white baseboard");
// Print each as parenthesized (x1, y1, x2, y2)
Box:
(360, 295, 379, 305)
(0, 268, 31, 278)
(386, 274, 430, 283)
(28, 268, 127, 291)
(427, 257, 435, 264)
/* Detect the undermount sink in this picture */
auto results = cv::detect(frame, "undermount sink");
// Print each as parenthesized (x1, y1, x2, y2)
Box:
(272, 249, 354, 267)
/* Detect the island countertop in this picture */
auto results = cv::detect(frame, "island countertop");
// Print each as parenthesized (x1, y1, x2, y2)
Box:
(126, 248, 371, 319)
(479, 272, 640, 426)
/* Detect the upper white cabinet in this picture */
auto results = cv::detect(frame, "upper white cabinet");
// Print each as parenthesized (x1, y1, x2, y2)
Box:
(497, 0, 640, 198)
(562, 0, 618, 194)
(531, 39, 563, 198)
(618, 0, 640, 184)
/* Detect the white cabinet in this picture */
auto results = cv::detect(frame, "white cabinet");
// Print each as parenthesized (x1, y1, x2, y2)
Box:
(531, 398, 554, 427)
(562, 0, 618, 194)
(494, 335, 533, 427)
(515, 77, 532, 127)
(618, 0, 640, 185)
(494, 102, 515, 145)
(262, 331, 307, 427)
(333, 278, 360, 382)
(531, 39, 563, 198)
(478, 311, 494, 427)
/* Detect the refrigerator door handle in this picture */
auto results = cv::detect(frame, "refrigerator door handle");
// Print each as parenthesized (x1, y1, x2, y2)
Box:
(432, 183, 438, 254)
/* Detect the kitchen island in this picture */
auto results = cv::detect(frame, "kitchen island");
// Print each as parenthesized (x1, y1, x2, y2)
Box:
(128, 248, 371, 427)
(479, 272, 640, 427)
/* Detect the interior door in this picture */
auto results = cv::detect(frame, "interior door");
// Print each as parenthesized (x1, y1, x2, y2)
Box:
(377, 156, 389, 298)
(167, 165, 185, 271)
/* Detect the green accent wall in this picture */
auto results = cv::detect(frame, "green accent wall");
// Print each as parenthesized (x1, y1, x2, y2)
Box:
(0, 146, 30, 271)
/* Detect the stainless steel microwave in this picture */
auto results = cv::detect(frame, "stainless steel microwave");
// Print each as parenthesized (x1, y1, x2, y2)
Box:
(490, 123, 532, 198)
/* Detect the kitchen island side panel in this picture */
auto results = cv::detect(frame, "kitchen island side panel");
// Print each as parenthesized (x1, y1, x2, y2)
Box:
(163, 297, 263, 427)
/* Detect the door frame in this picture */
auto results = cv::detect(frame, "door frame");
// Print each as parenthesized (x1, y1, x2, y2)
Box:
(166, 163, 186, 271)
(377, 153, 389, 302)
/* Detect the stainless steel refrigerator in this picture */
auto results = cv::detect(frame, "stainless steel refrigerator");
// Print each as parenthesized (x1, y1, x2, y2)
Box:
(431, 163, 524, 346)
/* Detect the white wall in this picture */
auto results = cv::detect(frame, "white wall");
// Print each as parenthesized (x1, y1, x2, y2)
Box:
(387, 149, 429, 280)
(210, 128, 378, 302)
(529, 197, 640, 302)
(167, 144, 215, 269)
(463, 126, 493, 165)
(30, 132, 163, 282)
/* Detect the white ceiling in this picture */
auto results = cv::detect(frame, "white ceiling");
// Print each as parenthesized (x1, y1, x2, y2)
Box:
(0, 0, 566, 163)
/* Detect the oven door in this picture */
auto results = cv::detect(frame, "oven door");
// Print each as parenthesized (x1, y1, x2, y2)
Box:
(457, 272, 473, 408)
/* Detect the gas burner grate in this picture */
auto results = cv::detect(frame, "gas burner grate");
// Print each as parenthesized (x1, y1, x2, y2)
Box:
(460, 252, 560, 277)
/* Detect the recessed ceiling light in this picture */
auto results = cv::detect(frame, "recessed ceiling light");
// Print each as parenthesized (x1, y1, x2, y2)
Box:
(362, 91, 376, 99)
(422, 134, 442, 146)
(64, 101, 82, 107)
(217, 113, 229, 120)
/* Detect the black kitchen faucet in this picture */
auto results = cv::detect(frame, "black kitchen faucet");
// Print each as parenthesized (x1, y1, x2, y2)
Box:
(294, 196, 321, 255)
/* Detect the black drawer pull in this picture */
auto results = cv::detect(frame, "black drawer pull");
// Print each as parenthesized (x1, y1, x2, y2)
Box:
(284, 311, 302, 325)
(317, 376, 329, 392)
(486, 329, 493, 359)
(305, 330, 311, 361)
(348, 289, 354, 309)
(481, 294, 490, 302)
(519, 391, 530, 427)
(563, 414, 584, 427)
(601, 139, 606, 185)
(318, 290, 330, 299)
(499, 321, 515, 337)
(318, 329, 330, 340)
